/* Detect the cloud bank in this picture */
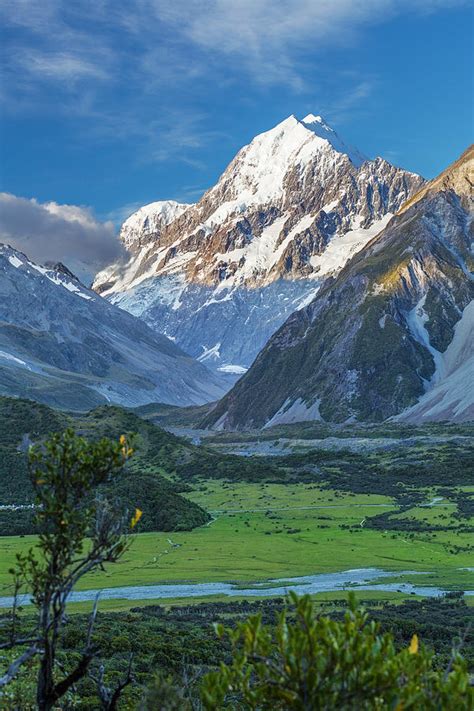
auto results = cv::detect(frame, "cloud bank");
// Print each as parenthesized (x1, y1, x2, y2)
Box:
(0, 193, 125, 283)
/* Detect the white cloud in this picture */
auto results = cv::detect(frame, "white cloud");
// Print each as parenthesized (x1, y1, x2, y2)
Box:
(0, 0, 468, 162)
(128, 0, 470, 86)
(18, 50, 109, 81)
(0, 193, 125, 283)
(2, 0, 467, 91)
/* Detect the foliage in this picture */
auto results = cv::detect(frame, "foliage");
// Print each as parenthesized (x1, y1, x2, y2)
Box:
(201, 593, 473, 710)
(202, 420, 474, 444)
(133, 401, 213, 428)
(107, 472, 209, 531)
(0, 397, 67, 507)
(0, 399, 210, 535)
(0, 429, 133, 711)
(140, 673, 193, 710)
(272, 440, 474, 506)
(2, 591, 473, 706)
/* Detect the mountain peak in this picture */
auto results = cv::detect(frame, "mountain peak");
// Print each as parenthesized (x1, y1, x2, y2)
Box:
(263, 113, 366, 167)
(299, 113, 366, 166)
(202, 146, 473, 429)
(93, 113, 424, 383)
(123, 200, 192, 228)
(301, 113, 327, 126)
(120, 199, 192, 251)
(398, 144, 474, 215)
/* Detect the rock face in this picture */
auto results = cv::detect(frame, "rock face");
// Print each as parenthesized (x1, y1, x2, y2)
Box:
(0, 244, 226, 411)
(94, 114, 423, 375)
(203, 146, 474, 429)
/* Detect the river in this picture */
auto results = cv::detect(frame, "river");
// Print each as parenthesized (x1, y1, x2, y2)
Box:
(0, 568, 471, 607)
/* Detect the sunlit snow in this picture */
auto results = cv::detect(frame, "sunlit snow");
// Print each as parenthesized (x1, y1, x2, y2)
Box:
(310, 214, 392, 277)
(8, 255, 23, 268)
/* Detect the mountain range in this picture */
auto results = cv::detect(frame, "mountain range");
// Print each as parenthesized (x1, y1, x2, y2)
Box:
(94, 114, 423, 377)
(0, 245, 225, 410)
(1, 113, 472, 426)
(203, 145, 474, 428)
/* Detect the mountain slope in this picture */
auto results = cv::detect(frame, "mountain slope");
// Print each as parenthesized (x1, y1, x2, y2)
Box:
(203, 146, 474, 429)
(0, 244, 225, 410)
(94, 115, 423, 374)
(396, 297, 474, 422)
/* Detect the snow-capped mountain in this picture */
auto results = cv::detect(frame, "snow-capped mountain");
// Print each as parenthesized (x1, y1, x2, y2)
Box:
(94, 114, 423, 374)
(0, 244, 226, 410)
(120, 200, 191, 253)
(203, 145, 474, 429)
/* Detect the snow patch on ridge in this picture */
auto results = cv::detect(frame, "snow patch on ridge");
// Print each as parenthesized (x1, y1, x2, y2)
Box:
(2, 246, 93, 301)
(0, 350, 30, 370)
(263, 397, 322, 428)
(217, 364, 247, 374)
(295, 286, 321, 311)
(397, 300, 474, 423)
(406, 295, 444, 387)
(198, 343, 221, 363)
(30, 265, 93, 300)
(310, 214, 392, 277)
(8, 255, 23, 268)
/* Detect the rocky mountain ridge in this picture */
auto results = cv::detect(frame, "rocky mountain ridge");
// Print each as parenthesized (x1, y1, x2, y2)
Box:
(0, 244, 226, 410)
(203, 145, 474, 428)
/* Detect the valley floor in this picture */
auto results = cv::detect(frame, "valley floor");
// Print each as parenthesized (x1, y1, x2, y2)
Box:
(1, 481, 472, 606)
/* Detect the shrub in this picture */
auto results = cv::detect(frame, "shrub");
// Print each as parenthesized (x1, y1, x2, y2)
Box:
(201, 593, 473, 710)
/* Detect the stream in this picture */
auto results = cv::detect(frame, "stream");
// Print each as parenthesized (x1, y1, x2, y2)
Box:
(0, 568, 471, 607)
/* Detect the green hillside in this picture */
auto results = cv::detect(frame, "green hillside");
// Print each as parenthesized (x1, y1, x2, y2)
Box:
(0, 397, 209, 535)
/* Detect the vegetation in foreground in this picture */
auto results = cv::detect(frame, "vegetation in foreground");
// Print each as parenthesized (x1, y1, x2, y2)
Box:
(1, 429, 135, 710)
(3, 591, 473, 708)
(201, 593, 472, 710)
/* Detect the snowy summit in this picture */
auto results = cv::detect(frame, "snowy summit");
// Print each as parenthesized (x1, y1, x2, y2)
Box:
(93, 112, 423, 380)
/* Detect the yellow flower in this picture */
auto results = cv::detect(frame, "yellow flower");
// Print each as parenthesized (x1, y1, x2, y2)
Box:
(119, 434, 133, 458)
(131, 508, 143, 529)
(409, 634, 419, 654)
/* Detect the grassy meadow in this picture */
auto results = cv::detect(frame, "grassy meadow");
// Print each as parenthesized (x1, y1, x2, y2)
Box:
(1, 481, 472, 600)
(0, 398, 472, 605)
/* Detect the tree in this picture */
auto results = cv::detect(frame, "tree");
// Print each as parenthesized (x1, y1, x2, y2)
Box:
(0, 428, 137, 710)
(201, 593, 473, 710)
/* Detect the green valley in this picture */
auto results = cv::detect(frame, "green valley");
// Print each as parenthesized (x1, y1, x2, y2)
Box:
(0, 397, 472, 601)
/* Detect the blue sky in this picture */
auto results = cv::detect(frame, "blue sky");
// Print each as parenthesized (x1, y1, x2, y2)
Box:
(0, 0, 472, 273)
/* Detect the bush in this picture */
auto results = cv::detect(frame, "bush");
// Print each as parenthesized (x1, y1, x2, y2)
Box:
(201, 593, 473, 710)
